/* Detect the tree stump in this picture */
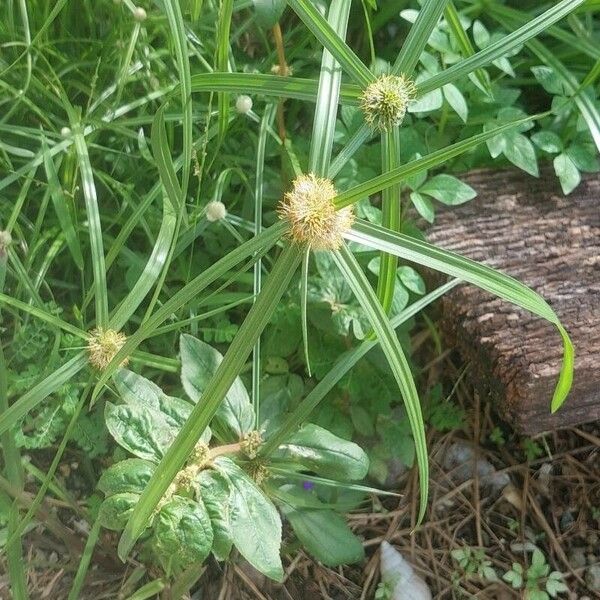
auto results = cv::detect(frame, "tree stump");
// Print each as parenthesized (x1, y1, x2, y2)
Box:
(426, 167, 600, 434)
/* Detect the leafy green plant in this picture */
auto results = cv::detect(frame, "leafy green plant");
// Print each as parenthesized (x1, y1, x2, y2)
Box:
(98, 335, 370, 578)
(451, 546, 499, 583)
(0, 0, 596, 594)
(503, 549, 569, 599)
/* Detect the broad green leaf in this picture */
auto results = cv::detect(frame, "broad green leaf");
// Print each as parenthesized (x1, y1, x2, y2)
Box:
(279, 488, 364, 566)
(532, 131, 563, 154)
(410, 191, 435, 223)
(443, 83, 468, 122)
(398, 266, 425, 295)
(346, 220, 574, 412)
(272, 423, 369, 481)
(104, 402, 179, 463)
(553, 153, 581, 194)
(180, 334, 255, 440)
(98, 493, 140, 531)
(566, 143, 599, 172)
(113, 369, 195, 430)
(97, 459, 156, 497)
(253, 0, 286, 28)
(198, 469, 233, 561)
(153, 496, 213, 573)
(215, 458, 284, 581)
(503, 132, 539, 177)
(417, 0, 586, 96)
(419, 174, 476, 205)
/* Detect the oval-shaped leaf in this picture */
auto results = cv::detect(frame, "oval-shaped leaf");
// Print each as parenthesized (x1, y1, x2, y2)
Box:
(98, 493, 140, 531)
(153, 495, 214, 573)
(284, 506, 364, 566)
(104, 402, 178, 462)
(272, 423, 369, 481)
(180, 334, 255, 440)
(198, 469, 233, 561)
(215, 457, 283, 581)
(253, 0, 286, 28)
(97, 459, 156, 497)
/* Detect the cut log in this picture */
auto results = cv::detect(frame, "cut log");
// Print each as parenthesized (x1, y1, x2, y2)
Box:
(426, 167, 600, 434)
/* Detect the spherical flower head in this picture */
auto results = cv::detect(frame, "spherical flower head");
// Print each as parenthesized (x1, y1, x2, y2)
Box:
(60, 126, 71, 138)
(0, 230, 12, 256)
(133, 6, 147, 21)
(235, 95, 253, 114)
(360, 74, 416, 132)
(278, 174, 354, 251)
(206, 200, 227, 222)
(87, 328, 128, 370)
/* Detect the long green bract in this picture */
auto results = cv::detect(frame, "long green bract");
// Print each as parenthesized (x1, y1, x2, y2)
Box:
(118, 244, 302, 559)
(346, 220, 574, 412)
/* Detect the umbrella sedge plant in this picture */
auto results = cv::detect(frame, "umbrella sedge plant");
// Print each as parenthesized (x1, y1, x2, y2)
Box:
(0, 0, 588, 592)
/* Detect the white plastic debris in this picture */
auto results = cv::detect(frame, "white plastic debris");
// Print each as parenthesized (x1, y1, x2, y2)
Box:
(380, 541, 432, 600)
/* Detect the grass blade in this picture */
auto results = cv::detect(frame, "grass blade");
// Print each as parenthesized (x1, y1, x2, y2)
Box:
(0, 353, 88, 438)
(393, 0, 449, 76)
(443, 1, 491, 95)
(309, 0, 352, 176)
(189, 72, 361, 104)
(347, 220, 574, 412)
(332, 244, 429, 524)
(376, 127, 401, 314)
(334, 115, 541, 209)
(216, 0, 234, 141)
(67, 107, 109, 328)
(163, 0, 193, 199)
(286, 0, 373, 87)
(118, 244, 302, 559)
(67, 518, 102, 600)
(252, 104, 277, 423)
(42, 141, 84, 270)
(0, 259, 28, 599)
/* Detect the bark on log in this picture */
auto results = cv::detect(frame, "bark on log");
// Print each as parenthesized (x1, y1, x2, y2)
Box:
(426, 167, 600, 434)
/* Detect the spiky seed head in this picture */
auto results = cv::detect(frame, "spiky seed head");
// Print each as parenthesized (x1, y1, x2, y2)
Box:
(133, 6, 147, 21)
(235, 95, 253, 114)
(360, 74, 416, 132)
(278, 174, 354, 251)
(87, 328, 128, 370)
(241, 430, 263, 459)
(206, 200, 227, 222)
